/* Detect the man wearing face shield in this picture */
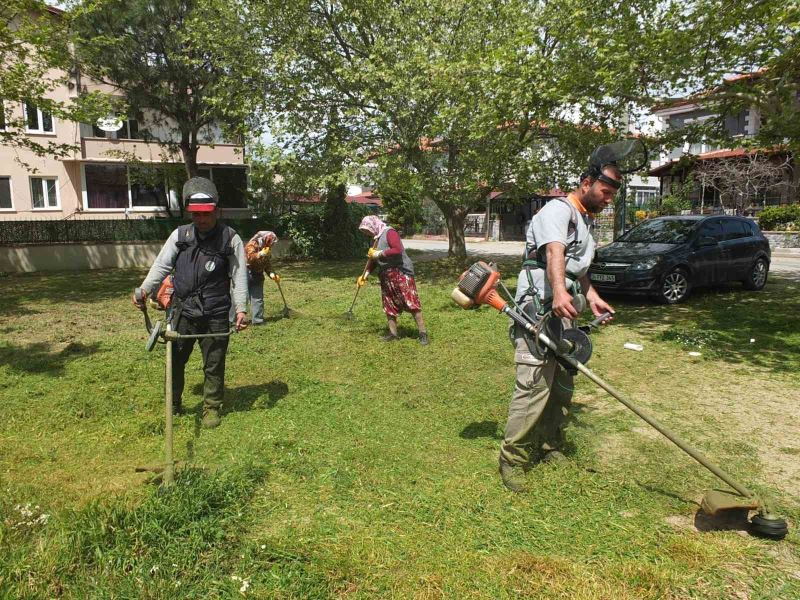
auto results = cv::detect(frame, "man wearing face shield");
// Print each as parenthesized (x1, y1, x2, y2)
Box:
(498, 162, 620, 492)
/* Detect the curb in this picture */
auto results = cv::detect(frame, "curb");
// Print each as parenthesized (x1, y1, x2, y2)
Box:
(772, 249, 800, 257)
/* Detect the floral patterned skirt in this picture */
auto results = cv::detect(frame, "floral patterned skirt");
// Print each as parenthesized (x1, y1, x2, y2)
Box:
(379, 267, 422, 317)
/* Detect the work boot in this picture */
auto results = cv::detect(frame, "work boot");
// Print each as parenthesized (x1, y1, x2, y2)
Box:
(418, 332, 429, 346)
(201, 407, 221, 429)
(542, 450, 567, 464)
(381, 333, 399, 342)
(499, 456, 526, 493)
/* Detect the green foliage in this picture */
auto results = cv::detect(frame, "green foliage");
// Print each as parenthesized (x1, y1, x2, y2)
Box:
(658, 194, 692, 216)
(279, 208, 324, 257)
(757, 204, 800, 231)
(372, 160, 425, 236)
(658, 178, 693, 216)
(321, 183, 359, 259)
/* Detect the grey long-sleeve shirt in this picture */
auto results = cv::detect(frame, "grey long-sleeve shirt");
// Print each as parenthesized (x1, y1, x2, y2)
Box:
(139, 226, 248, 314)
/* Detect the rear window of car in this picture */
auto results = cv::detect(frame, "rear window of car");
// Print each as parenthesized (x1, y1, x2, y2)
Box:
(697, 219, 723, 241)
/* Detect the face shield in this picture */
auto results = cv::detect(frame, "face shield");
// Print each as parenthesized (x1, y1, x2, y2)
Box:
(585, 139, 648, 188)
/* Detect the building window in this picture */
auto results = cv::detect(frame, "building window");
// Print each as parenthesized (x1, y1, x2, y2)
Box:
(634, 189, 659, 207)
(24, 101, 54, 134)
(84, 163, 169, 209)
(30, 177, 59, 209)
(212, 167, 248, 208)
(129, 165, 168, 207)
(84, 164, 129, 209)
(0, 177, 12, 210)
(83, 118, 140, 140)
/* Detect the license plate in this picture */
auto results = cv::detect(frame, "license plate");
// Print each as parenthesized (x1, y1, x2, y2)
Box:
(590, 273, 616, 283)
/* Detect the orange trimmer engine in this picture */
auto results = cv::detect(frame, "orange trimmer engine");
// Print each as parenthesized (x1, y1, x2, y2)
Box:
(451, 261, 508, 311)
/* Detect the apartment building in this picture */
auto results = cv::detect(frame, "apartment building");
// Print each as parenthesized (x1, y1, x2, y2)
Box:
(647, 72, 798, 209)
(1, 47, 248, 221)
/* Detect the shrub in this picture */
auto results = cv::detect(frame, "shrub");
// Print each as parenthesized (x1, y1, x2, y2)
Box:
(280, 208, 325, 257)
(659, 194, 691, 216)
(758, 204, 800, 231)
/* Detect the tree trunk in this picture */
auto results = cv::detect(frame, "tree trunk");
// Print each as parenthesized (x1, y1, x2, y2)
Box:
(440, 204, 468, 258)
(180, 133, 200, 179)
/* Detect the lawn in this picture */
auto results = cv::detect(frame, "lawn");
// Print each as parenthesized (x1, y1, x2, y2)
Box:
(1, 257, 798, 599)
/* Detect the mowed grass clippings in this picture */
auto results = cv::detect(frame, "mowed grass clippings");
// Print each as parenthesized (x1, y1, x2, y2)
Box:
(0, 259, 798, 598)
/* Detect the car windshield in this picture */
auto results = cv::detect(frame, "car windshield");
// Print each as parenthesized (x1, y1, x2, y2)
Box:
(619, 219, 697, 244)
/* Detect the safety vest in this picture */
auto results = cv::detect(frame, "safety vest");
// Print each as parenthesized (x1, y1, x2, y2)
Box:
(172, 223, 235, 319)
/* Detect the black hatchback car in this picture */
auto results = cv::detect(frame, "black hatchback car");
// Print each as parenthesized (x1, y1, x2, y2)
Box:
(589, 216, 771, 303)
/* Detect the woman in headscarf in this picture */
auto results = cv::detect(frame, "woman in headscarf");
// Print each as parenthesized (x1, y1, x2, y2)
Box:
(240, 230, 279, 325)
(357, 215, 429, 344)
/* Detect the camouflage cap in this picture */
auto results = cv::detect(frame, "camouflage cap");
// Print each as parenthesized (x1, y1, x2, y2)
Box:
(183, 177, 219, 212)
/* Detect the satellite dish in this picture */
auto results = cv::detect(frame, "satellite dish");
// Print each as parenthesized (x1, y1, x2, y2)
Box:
(96, 116, 124, 132)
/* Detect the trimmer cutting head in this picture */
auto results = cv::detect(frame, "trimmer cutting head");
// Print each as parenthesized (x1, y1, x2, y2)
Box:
(701, 490, 788, 539)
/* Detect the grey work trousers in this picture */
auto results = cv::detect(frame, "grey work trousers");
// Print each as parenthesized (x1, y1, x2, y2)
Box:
(230, 270, 265, 324)
(500, 330, 575, 467)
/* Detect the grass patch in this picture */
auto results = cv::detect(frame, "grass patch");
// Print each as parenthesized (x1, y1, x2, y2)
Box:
(0, 259, 798, 598)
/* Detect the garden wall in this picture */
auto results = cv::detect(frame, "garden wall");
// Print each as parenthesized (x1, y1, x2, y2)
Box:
(0, 240, 291, 274)
(763, 231, 800, 249)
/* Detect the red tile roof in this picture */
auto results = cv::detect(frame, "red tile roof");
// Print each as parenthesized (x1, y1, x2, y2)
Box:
(648, 146, 786, 176)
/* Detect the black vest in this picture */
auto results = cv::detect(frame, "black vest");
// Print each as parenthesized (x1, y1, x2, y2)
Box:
(172, 223, 235, 319)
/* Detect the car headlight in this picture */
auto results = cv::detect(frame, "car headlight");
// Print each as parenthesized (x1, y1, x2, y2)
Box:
(630, 256, 661, 271)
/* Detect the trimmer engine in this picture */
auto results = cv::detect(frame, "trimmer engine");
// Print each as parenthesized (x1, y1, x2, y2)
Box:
(452, 261, 502, 309)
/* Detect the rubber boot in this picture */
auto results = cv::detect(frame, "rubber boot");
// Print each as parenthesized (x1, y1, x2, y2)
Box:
(499, 456, 526, 493)
(202, 407, 221, 429)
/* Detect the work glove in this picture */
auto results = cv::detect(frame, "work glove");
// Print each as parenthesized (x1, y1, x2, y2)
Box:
(132, 289, 147, 310)
(269, 272, 280, 283)
(367, 247, 382, 260)
(357, 274, 367, 288)
(258, 247, 271, 258)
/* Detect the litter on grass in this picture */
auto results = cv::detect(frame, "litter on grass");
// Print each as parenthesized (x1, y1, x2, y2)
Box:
(623, 342, 644, 351)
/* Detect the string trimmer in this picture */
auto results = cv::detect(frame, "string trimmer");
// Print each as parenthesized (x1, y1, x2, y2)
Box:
(344, 240, 378, 320)
(134, 287, 234, 487)
(451, 261, 789, 540)
(271, 275, 294, 318)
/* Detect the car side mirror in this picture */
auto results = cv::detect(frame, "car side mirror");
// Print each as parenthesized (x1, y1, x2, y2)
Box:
(697, 236, 717, 247)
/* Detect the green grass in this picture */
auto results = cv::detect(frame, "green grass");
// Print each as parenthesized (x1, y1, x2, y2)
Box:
(1, 259, 799, 598)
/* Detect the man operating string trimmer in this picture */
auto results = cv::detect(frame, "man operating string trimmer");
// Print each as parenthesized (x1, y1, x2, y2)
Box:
(499, 148, 625, 492)
(132, 177, 248, 429)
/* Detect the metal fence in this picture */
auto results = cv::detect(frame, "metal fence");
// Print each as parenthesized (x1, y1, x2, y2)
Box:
(0, 217, 271, 245)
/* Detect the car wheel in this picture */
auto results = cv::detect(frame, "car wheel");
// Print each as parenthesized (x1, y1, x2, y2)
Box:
(658, 268, 691, 304)
(742, 257, 768, 290)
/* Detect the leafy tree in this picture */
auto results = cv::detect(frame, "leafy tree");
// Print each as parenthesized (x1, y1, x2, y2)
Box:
(260, 0, 719, 257)
(70, 0, 265, 194)
(1, 0, 110, 160)
(370, 158, 425, 235)
(705, 2, 798, 152)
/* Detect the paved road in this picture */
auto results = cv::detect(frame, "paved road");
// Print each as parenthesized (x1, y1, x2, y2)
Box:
(405, 238, 800, 280)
